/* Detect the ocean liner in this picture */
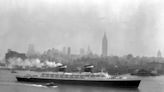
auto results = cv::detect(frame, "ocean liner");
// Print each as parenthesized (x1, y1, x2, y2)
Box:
(15, 65, 141, 88)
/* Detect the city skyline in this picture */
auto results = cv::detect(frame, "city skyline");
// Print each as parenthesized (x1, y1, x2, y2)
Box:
(0, 0, 164, 57)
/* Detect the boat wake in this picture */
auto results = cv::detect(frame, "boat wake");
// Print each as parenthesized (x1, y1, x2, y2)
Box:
(25, 84, 47, 88)
(22, 83, 58, 88)
(0, 82, 58, 88)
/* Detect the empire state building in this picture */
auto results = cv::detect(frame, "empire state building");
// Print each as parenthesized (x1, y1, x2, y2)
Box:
(102, 33, 108, 57)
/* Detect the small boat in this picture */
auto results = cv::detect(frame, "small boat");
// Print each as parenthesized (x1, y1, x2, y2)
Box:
(11, 70, 17, 73)
(45, 82, 55, 87)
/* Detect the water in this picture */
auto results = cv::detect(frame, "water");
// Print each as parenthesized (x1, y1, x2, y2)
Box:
(0, 70, 164, 92)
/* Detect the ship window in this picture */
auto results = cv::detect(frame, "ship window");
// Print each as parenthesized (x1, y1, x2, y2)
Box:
(33, 75, 38, 77)
(41, 73, 46, 77)
(73, 75, 77, 78)
(65, 75, 68, 78)
(74, 75, 78, 78)
(55, 74, 59, 77)
(91, 75, 95, 77)
(80, 75, 84, 79)
(85, 75, 90, 77)
(76, 75, 79, 78)
(44, 74, 49, 77)
(95, 75, 100, 77)
(70, 75, 73, 78)
(100, 75, 105, 77)
(50, 74, 54, 77)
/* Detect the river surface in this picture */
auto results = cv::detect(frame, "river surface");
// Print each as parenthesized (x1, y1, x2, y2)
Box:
(0, 70, 164, 92)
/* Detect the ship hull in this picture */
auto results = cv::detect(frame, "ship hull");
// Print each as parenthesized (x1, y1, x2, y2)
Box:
(16, 77, 140, 88)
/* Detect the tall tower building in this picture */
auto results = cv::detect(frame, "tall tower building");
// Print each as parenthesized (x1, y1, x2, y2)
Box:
(80, 48, 85, 56)
(87, 46, 91, 55)
(102, 33, 108, 57)
(67, 47, 71, 55)
(62, 47, 66, 54)
(26, 44, 36, 57)
(157, 50, 162, 57)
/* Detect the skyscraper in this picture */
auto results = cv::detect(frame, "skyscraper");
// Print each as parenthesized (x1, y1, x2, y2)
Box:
(67, 47, 71, 55)
(102, 33, 108, 57)
(62, 47, 66, 54)
(26, 44, 36, 57)
(157, 50, 162, 57)
(80, 48, 85, 56)
(87, 46, 92, 55)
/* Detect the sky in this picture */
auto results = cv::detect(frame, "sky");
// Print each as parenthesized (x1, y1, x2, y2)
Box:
(0, 0, 164, 57)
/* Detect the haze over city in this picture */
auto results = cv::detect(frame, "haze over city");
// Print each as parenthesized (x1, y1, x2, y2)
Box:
(0, 0, 164, 57)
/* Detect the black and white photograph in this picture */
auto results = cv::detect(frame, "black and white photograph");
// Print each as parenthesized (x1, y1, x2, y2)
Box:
(0, 0, 164, 92)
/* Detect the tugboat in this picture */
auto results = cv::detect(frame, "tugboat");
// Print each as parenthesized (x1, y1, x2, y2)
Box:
(16, 65, 141, 88)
